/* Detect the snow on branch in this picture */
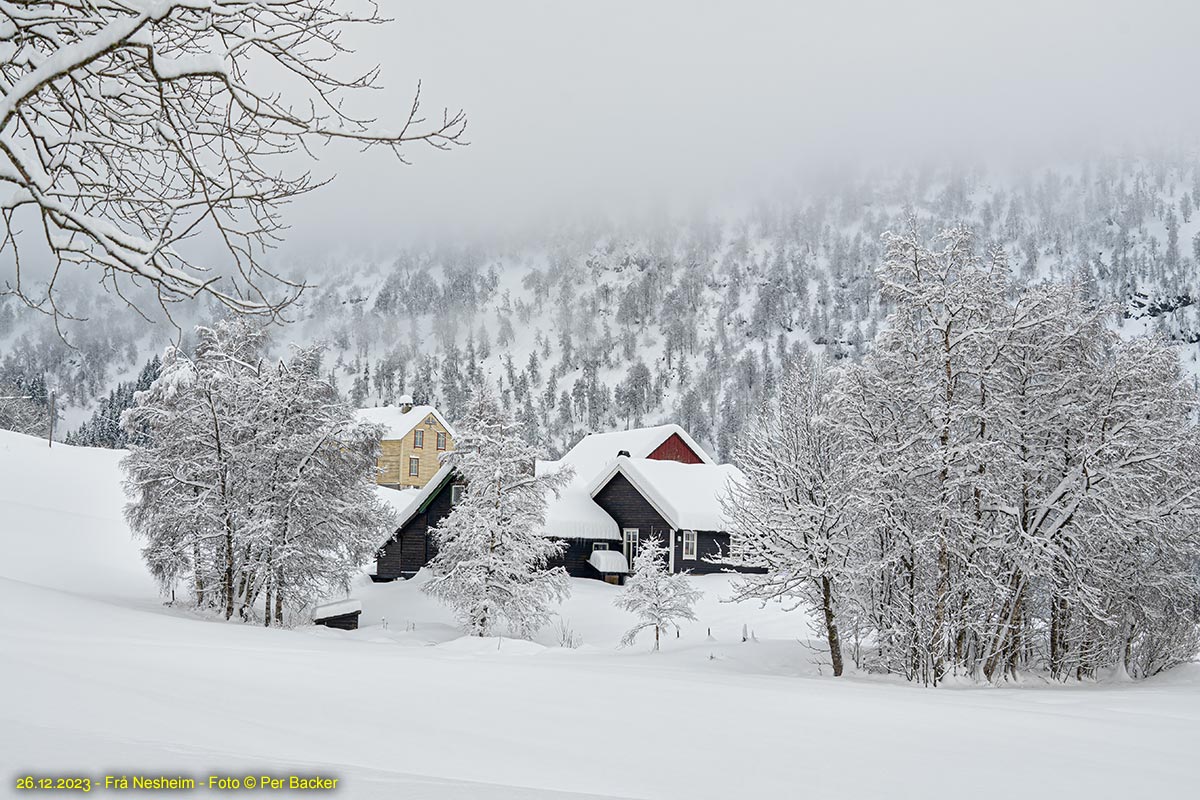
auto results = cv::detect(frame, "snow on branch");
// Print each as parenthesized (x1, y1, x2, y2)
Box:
(0, 0, 467, 324)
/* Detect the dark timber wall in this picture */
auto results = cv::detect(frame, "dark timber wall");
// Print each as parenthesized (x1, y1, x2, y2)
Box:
(593, 473, 671, 538)
(314, 611, 362, 630)
(375, 479, 455, 580)
(548, 537, 620, 579)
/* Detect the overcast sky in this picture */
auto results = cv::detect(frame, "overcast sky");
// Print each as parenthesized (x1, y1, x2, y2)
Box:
(276, 1, 1200, 258)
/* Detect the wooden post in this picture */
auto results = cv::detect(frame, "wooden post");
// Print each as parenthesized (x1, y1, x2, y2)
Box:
(47, 388, 55, 447)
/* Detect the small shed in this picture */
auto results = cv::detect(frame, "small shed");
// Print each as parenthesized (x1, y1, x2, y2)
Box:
(588, 549, 630, 585)
(312, 599, 363, 630)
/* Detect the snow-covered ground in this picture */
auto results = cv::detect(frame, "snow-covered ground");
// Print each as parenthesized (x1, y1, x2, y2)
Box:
(2, 428, 1198, 799)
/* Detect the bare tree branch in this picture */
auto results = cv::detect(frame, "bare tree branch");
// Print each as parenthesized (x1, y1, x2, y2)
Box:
(0, 0, 468, 326)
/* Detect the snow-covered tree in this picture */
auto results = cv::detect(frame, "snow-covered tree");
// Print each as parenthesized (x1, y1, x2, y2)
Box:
(614, 535, 701, 651)
(0, 373, 50, 437)
(835, 222, 1200, 684)
(423, 385, 571, 638)
(1, 0, 466, 321)
(121, 319, 393, 624)
(724, 353, 851, 675)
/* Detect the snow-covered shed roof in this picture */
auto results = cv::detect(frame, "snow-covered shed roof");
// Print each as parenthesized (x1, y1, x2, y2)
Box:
(356, 404, 457, 440)
(312, 599, 361, 620)
(587, 456, 744, 532)
(588, 549, 630, 574)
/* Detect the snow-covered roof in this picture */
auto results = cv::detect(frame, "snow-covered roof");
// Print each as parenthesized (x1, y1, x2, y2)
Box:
(376, 484, 421, 520)
(536, 479, 621, 540)
(587, 456, 744, 532)
(554, 424, 713, 472)
(356, 404, 457, 440)
(534, 424, 711, 540)
(312, 599, 362, 620)
(387, 464, 455, 535)
(387, 425, 726, 542)
(588, 549, 630, 574)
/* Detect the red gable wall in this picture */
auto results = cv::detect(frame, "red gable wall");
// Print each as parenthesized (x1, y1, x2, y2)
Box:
(647, 433, 703, 464)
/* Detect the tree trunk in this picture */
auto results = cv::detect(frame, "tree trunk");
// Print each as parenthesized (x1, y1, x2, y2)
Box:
(223, 518, 235, 620)
(192, 541, 204, 607)
(820, 575, 844, 676)
(263, 582, 273, 628)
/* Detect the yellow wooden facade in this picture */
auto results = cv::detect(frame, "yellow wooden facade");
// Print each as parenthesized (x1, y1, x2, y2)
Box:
(376, 412, 455, 489)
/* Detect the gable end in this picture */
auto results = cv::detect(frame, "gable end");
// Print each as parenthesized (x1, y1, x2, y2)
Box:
(647, 432, 704, 464)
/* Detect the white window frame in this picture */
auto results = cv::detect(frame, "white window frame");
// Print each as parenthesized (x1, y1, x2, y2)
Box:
(623, 528, 639, 564)
(450, 485, 463, 505)
(592, 541, 609, 552)
(682, 530, 697, 560)
(436, 431, 447, 450)
(408, 456, 420, 477)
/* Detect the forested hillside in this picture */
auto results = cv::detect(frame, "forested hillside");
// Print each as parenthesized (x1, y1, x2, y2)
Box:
(4, 154, 1200, 458)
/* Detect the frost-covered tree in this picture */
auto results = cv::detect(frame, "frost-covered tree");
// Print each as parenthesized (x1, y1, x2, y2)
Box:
(0, 373, 50, 437)
(67, 356, 160, 448)
(724, 353, 850, 675)
(614, 535, 701, 651)
(423, 385, 571, 638)
(836, 223, 1200, 684)
(121, 319, 393, 624)
(0, 0, 466, 321)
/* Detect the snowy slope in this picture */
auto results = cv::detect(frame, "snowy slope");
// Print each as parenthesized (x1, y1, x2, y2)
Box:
(2, 429, 1199, 799)
(10, 156, 1200, 463)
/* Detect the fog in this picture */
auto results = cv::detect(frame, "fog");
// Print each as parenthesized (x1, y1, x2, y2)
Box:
(265, 0, 1200, 257)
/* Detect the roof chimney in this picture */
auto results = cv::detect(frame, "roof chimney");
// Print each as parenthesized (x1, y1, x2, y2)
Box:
(617, 449, 630, 458)
(398, 394, 414, 414)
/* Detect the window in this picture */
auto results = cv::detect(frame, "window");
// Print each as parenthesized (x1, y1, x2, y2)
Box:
(408, 456, 420, 477)
(623, 528, 639, 563)
(450, 485, 463, 505)
(413, 429, 424, 448)
(682, 530, 697, 560)
(436, 431, 447, 450)
(592, 542, 609, 552)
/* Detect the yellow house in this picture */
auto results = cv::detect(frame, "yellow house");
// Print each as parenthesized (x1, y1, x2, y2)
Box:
(357, 396, 456, 490)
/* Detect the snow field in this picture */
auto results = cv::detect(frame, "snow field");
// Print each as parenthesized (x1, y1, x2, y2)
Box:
(2, 429, 1198, 799)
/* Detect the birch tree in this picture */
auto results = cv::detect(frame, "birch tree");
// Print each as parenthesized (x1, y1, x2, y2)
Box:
(723, 353, 850, 675)
(0, 0, 466, 322)
(835, 222, 1200, 684)
(121, 318, 393, 623)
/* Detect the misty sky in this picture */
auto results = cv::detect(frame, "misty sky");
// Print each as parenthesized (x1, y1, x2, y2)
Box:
(268, 1, 1200, 259)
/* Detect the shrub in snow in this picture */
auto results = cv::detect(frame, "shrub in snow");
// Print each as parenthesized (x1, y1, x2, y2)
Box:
(555, 619, 582, 649)
(615, 536, 701, 651)
(423, 386, 571, 638)
(121, 320, 395, 625)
